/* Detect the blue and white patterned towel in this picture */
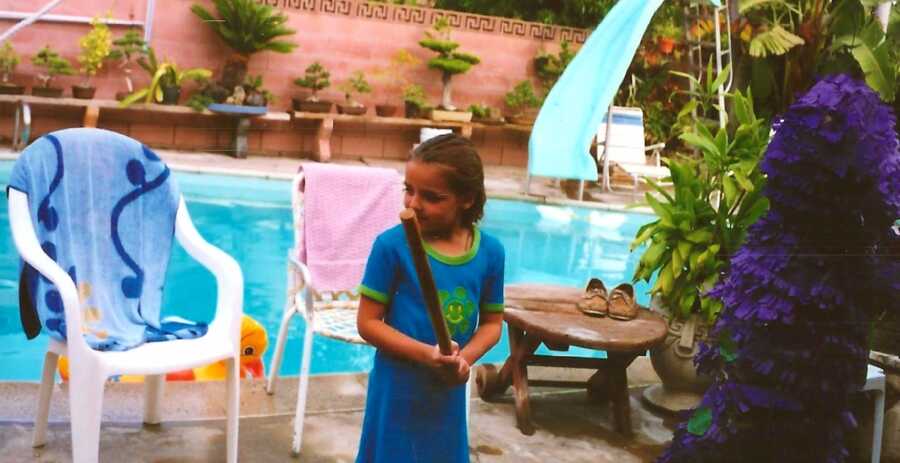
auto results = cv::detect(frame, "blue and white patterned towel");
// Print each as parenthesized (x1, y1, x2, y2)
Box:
(8, 128, 206, 351)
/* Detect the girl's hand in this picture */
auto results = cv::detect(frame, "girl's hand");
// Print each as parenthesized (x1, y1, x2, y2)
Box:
(426, 341, 467, 384)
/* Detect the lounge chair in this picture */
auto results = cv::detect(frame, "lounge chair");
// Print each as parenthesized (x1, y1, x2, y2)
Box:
(596, 106, 669, 194)
(7, 128, 242, 462)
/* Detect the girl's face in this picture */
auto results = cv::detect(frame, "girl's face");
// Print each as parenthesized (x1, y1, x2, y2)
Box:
(403, 160, 473, 236)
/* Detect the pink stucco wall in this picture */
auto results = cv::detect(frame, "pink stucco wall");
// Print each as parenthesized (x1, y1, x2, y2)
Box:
(0, 1, 583, 164)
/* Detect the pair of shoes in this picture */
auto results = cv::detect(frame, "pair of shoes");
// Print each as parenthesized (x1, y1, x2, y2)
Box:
(577, 278, 608, 317)
(608, 283, 637, 321)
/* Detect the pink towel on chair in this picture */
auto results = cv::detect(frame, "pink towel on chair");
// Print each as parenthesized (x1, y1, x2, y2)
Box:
(299, 162, 403, 292)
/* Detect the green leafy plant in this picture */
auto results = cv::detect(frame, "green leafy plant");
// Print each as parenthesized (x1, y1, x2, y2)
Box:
(121, 48, 211, 106)
(77, 16, 113, 87)
(653, 17, 683, 41)
(0, 42, 20, 84)
(191, 0, 297, 93)
(419, 17, 480, 110)
(534, 40, 577, 92)
(32, 45, 75, 88)
(108, 29, 147, 93)
(467, 103, 495, 119)
(402, 83, 430, 110)
(294, 62, 330, 102)
(630, 65, 770, 322)
(243, 74, 274, 106)
(504, 80, 542, 114)
(338, 71, 372, 107)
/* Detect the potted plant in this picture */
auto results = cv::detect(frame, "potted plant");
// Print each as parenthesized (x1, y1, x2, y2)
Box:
(337, 71, 372, 116)
(31, 45, 75, 98)
(242, 74, 272, 107)
(630, 65, 770, 412)
(504, 80, 542, 125)
(419, 17, 479, 121)
(0, 42, 24, 95)
(191, 0, 296, 103)
(108, 29, 147, 101)
(73, 16, 112, 99)
(467, 103, 504, 125)
(293, 62, 332, 113)
(371, 49, 420, 117)
(402, 83, 430, 119)
(533, 40, 577, 93)
(120, 49, 211, 107)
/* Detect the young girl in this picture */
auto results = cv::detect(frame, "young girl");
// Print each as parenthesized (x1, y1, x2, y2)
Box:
(356, 134, 505, 463)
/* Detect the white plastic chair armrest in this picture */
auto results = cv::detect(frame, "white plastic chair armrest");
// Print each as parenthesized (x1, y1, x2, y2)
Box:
(174, 198, 243, 343)
(287, 253, 315, 320)
(7, 189, 90, 355)
(645, 143, 666, 167)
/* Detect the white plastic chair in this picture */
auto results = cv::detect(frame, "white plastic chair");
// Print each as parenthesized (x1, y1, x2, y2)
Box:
(8, 191, 243, 462)
(266, 168, 474, 457)
(864, 363, 886, 463)
(596, 105, 669, 194)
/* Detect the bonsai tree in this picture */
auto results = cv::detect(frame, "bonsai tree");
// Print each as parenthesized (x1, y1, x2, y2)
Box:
(294, 62, 330, 102)
(504, 80, 541, 119)
(0, 41, 20, 84)
(534, 40, 577, 92)
(370, 49, 420, 106)
(402, 83, 430, 117)
(191, 0, 296, 92)
(76, 17, 113, 90)
(338, 71, 372, 108)
(419, 17, 480, 110)
(32, 45, 75, 89)
(108, 29, 147, 94)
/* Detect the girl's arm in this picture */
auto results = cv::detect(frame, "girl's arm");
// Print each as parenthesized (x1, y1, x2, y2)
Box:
(357, 295, 460, 371)
(459, 311, 503, 367)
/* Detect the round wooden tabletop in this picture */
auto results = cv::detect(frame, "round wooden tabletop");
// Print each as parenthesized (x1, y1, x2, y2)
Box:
(504, 283, 668, 352)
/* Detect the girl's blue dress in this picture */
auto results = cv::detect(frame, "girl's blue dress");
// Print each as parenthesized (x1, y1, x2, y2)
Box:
(356, 225, 505, 463)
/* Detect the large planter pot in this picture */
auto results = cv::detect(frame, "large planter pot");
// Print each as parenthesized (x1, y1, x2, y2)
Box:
(375, 104, 398, 117)
(32, 86, 64, 98)
(642, 297, 714, 413)
(404, 101, 424, 119)
(507, 107, 539, 126)
(337, 104, 367, 116)
(297, 100, 333, 113)
(0, 83, 25, 95)
(161, 85, 181, 105)
(72, 85, 96, 100)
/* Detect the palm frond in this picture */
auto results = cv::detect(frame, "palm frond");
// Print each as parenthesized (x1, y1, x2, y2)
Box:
(748, 25, 805, 57)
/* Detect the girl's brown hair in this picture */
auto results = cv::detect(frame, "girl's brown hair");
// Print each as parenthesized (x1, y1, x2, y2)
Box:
(410, 133, 486, 228)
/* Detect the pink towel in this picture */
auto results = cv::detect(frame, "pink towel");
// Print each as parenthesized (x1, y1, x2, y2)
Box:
(298, 162, 403, 292)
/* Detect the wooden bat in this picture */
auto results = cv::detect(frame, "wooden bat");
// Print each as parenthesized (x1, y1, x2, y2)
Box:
(399, 208, 453, 355)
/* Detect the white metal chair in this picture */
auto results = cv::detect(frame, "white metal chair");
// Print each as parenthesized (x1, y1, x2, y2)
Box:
(864, 363, 886, 463)
(596, 105, 669, 194)
(7, 136, 243, 463)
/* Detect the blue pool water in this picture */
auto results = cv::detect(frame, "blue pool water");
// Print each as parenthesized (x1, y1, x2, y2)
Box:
(0, 161, 654, 381)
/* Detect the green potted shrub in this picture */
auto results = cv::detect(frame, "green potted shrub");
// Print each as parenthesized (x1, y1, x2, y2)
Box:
(0, 42, 24, 95)
(293, 62, 332, 113)
(371, 49, 420, 117)
(467, 103, 504, 125)
(533, 40, 577, 93)
(31, 45, 75, 98)
(73, 16, 113, 99)
(191, 0, 296, 102)
(121, 47, 211, 106)
(402, 83, 430, 119)
(630, 65, 770, 412)
(108, 29, 147, 100)
(337, 71, 372, 115)
(419, 17, 480, 121)
(242, 74, 273, 107)
(504, 80, 542, 125)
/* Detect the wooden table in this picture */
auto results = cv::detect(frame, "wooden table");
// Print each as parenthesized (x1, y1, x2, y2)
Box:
(476, 284, 667, 437)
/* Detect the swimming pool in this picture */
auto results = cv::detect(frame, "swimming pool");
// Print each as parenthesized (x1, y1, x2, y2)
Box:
(0, 161, 654, 381)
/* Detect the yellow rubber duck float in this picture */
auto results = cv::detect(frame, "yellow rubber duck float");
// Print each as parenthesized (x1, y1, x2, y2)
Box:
(59, 315, 268, 382)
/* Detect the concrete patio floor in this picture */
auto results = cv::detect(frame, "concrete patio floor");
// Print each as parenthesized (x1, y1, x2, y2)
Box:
(0, 358, 676, 463)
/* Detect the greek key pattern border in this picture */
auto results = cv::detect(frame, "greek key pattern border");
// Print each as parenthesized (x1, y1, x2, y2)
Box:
(260, 0, 588, 43)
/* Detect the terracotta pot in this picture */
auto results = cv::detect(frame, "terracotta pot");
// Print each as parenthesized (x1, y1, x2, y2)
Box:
(642, 296, 714, 413)
(32, 86, 63, 98)
(115, 91, 131, 101)
(658, 37, 676, 55)
(337, 104, 367, 116)
(375, 104, 398, 117)
(0, 83, 24, 95)
(404, 101, 424, 119)
(508, 107, 539, 126)
(72, 85, 96, 100)
(161, 85, 181, 105)
(298, 100, 333, 113)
